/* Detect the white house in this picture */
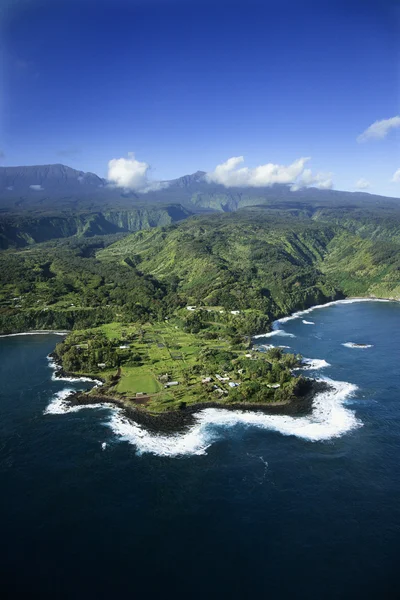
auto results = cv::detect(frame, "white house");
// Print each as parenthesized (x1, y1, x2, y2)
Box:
(215, 374, 230, 382)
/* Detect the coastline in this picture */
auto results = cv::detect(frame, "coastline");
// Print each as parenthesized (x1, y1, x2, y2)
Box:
(48, 348, 330, 432)
(66, 380, 330, 433)
(5, 295, 397, 434)
(253, 296, 399, 338)
(0, 330, 69, 338)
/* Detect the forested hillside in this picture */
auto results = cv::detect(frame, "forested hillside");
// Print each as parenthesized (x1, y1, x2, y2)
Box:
(0, 205, 192, 249)
(1, 206, 398, 336)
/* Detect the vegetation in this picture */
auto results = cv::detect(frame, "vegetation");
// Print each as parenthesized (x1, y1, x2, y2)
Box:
(1, 203, 399, 413)
(53, 319, 306, 412)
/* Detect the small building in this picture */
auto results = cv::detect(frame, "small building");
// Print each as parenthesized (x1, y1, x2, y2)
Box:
(267, 383, 281, 388)
(245, 353, 252, 358)
(97, 363, 106, 369)
(164, 381, 179, 387)
(230, 310, 240, 315)
(228, 382, 239, 388)
(186, 305, 196, 311)
(202, 377, 212, 383)
(215, 374, 230, 382)
(119, 345, 130, 349)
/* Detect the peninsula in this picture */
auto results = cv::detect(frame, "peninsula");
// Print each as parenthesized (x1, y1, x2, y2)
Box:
(50, 310, 320, 421)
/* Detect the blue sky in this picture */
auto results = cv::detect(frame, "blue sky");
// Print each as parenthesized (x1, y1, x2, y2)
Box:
(1, 0, 400, 195)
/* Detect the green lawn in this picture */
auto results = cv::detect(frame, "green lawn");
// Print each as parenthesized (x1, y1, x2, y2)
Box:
(116, 370, 161, 394)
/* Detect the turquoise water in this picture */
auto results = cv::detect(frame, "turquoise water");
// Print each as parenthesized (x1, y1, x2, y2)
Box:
(0, 300, 399, 599)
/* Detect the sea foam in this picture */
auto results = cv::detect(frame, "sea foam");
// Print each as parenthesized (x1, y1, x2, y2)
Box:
(276, 298, 391, 325)
(44, 376, 360, 457)
(254, 329, 296, 339)
(0, 330, 68, 338)
(44, 388, 112, 415)
(342, 342, 373, 349)
(47, 355, 102, 386)
(253, 298, 393, 342)
(298, 358, 331, 370)
(105, 377, 361, 457)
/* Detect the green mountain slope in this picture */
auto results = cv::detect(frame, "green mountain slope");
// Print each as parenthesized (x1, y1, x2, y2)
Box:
(98, 208, 400, 312)
(98, 211, 341, 318)
(0, 204, 192, 249)
(1, 207, 399, 335)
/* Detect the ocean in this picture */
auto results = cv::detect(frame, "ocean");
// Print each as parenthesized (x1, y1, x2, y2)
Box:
(0, 299, 399, 599)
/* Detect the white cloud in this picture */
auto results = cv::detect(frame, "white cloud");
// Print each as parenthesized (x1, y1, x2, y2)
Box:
(355, 178, 371, 190)
(206, 156, 333, 191)
(107, 152, 167, 193)
(290, 168, 333, 191)
(357, 116, 400, 143)
(29, 184, 44, 191)
(391, 168, 400, 183)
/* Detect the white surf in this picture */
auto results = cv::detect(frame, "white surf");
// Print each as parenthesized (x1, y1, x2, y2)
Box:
(342, 342, 373, 349)
(105, 376, 361, 457)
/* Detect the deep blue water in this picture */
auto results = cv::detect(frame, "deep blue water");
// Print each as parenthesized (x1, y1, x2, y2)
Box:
(1, 300, 400, 600)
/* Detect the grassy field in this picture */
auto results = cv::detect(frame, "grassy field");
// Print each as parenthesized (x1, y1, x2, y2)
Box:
(75, 317, 235, 411)
(116, 370, 161, 394)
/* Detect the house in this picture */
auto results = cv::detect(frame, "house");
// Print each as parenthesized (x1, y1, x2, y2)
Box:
(164, 381, 179, 387)
(216, 374, 230, 382)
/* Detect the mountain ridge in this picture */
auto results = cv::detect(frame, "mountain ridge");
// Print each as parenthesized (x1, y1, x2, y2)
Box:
(0, 163, 399, 214)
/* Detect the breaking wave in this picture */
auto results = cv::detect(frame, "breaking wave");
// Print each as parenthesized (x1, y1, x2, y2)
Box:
(44, 388, 112, 415)
(277, 298, 391, 326)
(298, 358, 331, 370)
(342, 342, 374, 349)
(0, 330, 68, 338)
(44, 377, 360, 458)
(105, 377, 361, 457)
(47, 355, 102, 386)
(254, 329, 296, 339)
(253, 298, 393, 343)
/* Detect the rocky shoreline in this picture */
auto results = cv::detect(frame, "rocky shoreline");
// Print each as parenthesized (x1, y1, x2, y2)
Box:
(48, 351, 331, 432)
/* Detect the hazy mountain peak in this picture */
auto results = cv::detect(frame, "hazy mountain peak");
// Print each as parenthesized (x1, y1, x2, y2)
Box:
(170, 170, 207, 188)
